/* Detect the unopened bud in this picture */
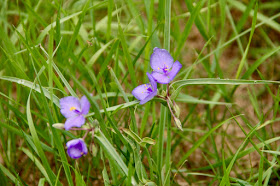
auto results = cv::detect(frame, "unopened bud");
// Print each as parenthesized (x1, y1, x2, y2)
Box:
(160, 90, 167, 97)
(173, 102, 181, 118)
(174, 118, 183, 131)
(52, 123, 65, 130)
(91, 144, 98, 157)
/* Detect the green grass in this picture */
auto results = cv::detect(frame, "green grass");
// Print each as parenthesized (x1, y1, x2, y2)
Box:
(1, 0, 280, 185)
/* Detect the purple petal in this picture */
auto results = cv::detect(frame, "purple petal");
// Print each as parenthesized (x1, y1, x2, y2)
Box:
(150, 48, 174, 73)
(66, 138, 80, 148)
(66, 139, 88, 159)
(64, 115, 85, 130)
(147, 72, 157, 91)
(80, 96, 90, 115)
(139, 89, 157, 105)
(166, 61, 182, 82)
(151, 72, 171, 84)
(60, 96, 81, 118)
(132, 84, 152, 101)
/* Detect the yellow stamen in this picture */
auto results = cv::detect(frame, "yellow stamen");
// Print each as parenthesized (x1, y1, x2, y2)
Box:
(70, 106, 76, 111)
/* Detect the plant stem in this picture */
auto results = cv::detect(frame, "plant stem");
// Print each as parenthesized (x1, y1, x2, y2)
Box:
(164, 0, 172, 185)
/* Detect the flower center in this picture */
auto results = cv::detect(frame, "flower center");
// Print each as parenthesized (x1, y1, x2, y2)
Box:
(145, 84, 153, 92)
(157, 63, 170, 74)
(70, 106, 81, 114)
(163, 66, 169, 73)
(142, 84, 153, 94)
(70, 106, 76, 111)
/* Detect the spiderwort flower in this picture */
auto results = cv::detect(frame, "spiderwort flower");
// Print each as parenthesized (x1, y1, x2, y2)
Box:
(66, 139, 88, 159)
(60, 96, 90, 130)
(132, 72, 157, 105)
(150, 47, 182, 84)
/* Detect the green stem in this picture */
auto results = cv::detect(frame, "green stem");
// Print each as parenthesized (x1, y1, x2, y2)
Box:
(163, 0, 172, 185)
(144, 147, 154, 181)
(157, 106, 167, 185)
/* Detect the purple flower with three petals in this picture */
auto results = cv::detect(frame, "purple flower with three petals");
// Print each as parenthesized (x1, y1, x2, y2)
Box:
(132, 72, 157, 105)
(150, 47, 182, 84)
(66, 139, 88, 159)
(60, 96, 90, 130)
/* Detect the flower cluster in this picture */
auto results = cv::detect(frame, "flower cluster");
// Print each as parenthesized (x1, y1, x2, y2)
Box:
(57, 48, 184, 159)
(132, 48, 182, 103)
(132, 47, 183, 129)
(59, 96, 91, 159)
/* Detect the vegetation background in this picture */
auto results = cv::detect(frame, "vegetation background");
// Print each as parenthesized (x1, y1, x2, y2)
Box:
(1, 0, 280, 185)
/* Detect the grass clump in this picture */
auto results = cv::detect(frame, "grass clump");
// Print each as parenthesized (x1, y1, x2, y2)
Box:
(1, 0, 280, 185)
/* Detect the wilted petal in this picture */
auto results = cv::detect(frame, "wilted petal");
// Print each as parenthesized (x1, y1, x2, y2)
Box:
(60, 96, 81, 118)
(150, 48, 174, 73)
(151, 72, 171, 84)
(64, 115, 85, 130)
(166, 61, 182, 82)
(66, 139, 88, 159)
(80, 95, 90, 115)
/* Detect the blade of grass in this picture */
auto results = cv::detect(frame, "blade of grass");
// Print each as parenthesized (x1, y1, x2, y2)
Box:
(37, 1, 108, 43)
(228, 0, 280, 32)
(117, 15, 136, 87)
(257, 148, 264, 186)
(94, 128, 137, 185)
(171, 78, 280, 99)
(177, 114, 243, 167)
(124, 0, 144, 33)
(0, 76, 60, 106)
(86, 39, 115, 67)
(219, 120, 263, 186)
(0, 163, 19, 184)
(33, 67, 74, 186)
(163, 0, 171, 184)
(21, 148, 51, 184)
(241, 45, 280, 79)
(235, 1, 258, 79)
(184, 0, 209, 40)
(174, 0, 206, 58)
(26, 90, 57, 185)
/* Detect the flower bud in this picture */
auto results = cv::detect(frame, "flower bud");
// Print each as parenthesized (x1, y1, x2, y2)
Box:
(52, 123, 65, 130)
(173, 102, 181, 118)
(174, 117, 183, 131)
(160, 89, 167, 97)
(91, 143, 98, 157)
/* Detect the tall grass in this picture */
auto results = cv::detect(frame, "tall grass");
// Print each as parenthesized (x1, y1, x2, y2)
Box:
(1, 0, 280, 185)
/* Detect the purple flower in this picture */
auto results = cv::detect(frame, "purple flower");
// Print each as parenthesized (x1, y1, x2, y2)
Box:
(150, 47, 182, 84)
(132, 72, 157, 105)
(66, 139, 88, 159)
(60, 96, 90, 130)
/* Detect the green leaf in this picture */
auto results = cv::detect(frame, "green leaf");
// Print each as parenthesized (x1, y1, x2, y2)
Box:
(122, 128, 156, 147)
(171, 78, 280, 98)
(94, 128, 137, 185)
(21, 148, 51, 184)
